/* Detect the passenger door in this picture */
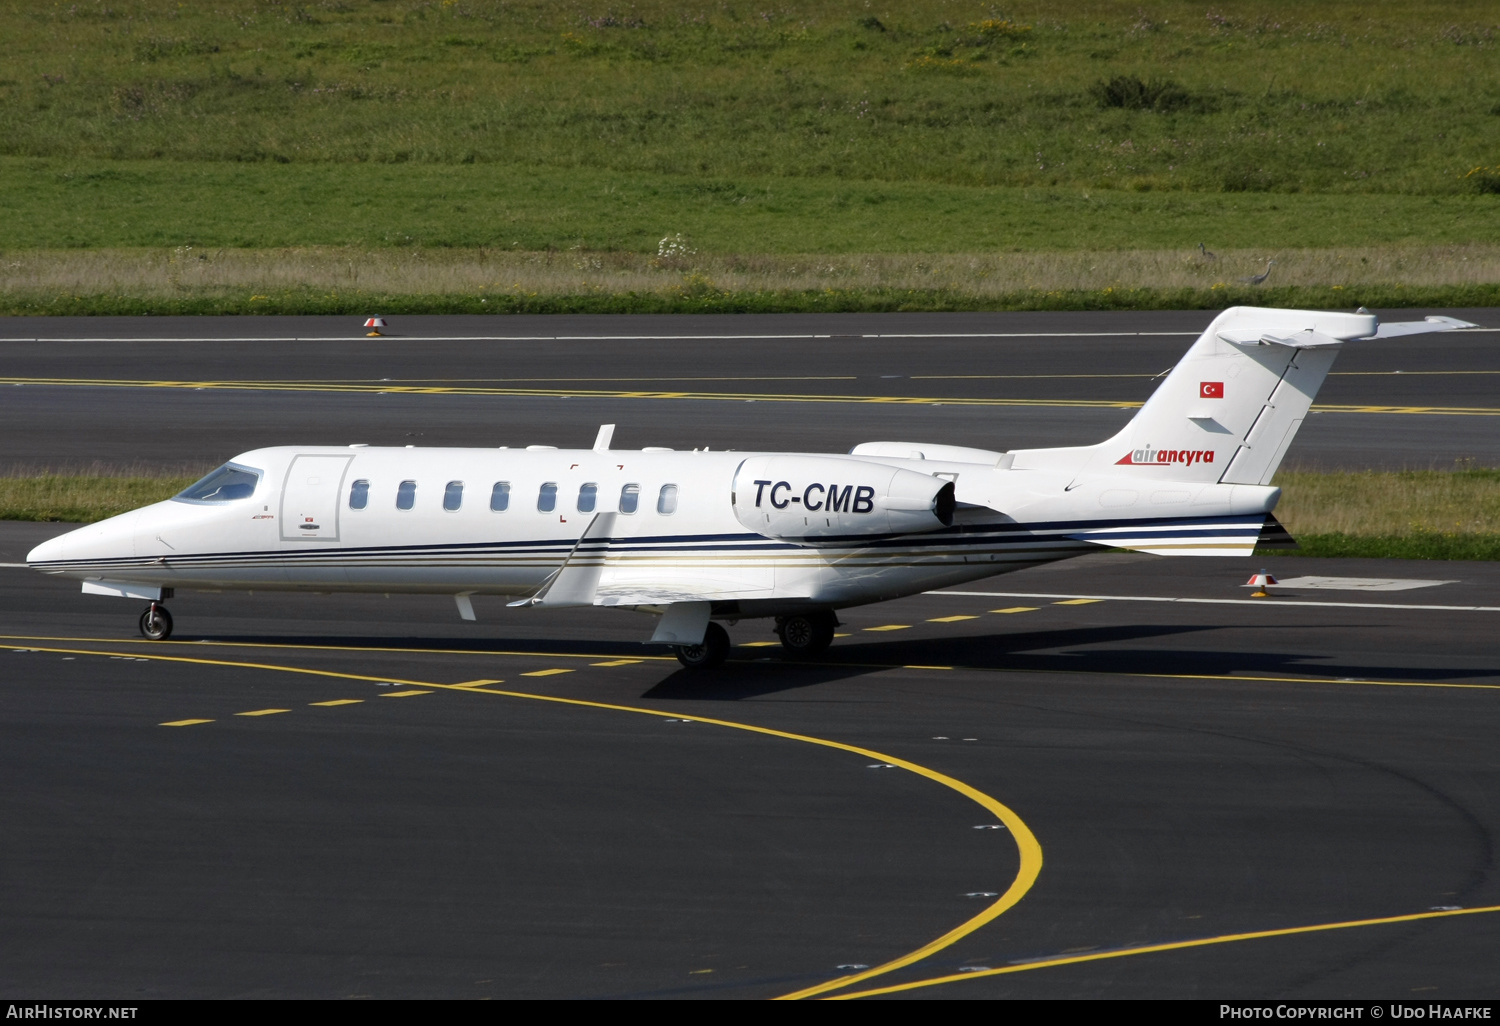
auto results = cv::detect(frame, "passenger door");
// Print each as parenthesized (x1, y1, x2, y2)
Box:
(280, 455, 353, 542)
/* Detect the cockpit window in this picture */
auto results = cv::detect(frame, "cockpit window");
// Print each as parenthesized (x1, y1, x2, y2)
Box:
(173, 463, 262, 504)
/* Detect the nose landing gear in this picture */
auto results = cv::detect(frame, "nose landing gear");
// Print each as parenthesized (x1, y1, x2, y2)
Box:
(139, 603, 173, 641)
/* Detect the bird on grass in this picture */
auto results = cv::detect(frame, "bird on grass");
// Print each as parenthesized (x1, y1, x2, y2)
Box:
(1240, 259, 1276, 285)
(1197, 242, 1217, 260)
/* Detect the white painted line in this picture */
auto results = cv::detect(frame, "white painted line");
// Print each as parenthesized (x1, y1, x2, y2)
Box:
(4, 336, 820, 343)
(0, 331, 1205, 344)
(866, 332, 1202, 339)
(1268, 576, 1457, 592)
(930, 589, 1500, 613)
(6, 329, 1496, 345)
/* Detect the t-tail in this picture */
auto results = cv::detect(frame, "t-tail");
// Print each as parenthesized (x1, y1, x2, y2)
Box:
(1014, 306, 1476, 485)
(1005, 306, 1476, 554)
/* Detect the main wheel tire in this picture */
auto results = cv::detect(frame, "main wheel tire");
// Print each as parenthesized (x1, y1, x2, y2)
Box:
(139, 605, 173, 641)
(674, 621, 730, 669)
(777, 611, 836, 655)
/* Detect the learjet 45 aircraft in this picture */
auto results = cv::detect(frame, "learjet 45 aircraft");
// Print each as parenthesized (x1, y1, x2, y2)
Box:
(27, 306, 1476, 668)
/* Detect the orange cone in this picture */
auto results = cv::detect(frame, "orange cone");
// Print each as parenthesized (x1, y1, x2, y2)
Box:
(1244, 570, 1278, 598)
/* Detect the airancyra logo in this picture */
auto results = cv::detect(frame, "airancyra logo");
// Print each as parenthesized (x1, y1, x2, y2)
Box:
(1116, 446, 1215, 467)
(1200, 381, 1224, 399)
(752, 479, 876, 513)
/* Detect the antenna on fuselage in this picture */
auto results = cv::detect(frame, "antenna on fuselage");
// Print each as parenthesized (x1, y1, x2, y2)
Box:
(593, 424, 616, 451)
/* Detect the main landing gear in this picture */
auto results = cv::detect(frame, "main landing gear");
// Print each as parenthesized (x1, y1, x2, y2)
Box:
(775, 611, 837, 656)
(139, 603, 173, 641)
(673, 622, 730, 670)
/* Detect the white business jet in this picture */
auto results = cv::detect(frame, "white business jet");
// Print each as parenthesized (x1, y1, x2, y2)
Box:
(27, 306, 1475, 668)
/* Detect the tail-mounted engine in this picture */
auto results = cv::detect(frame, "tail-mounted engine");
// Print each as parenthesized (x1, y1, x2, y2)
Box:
(732, 455, 955, 542)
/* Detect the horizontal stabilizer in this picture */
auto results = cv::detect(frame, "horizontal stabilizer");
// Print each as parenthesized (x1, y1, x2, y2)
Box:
(1217, 328, 1344, 349)
(1360, 315, 1479, 339)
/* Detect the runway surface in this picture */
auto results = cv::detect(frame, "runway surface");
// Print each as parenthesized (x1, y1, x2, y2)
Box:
(0, 310, 1496, 472)
(4, 538, 1500, 999)
(2, 312, 1499, 999)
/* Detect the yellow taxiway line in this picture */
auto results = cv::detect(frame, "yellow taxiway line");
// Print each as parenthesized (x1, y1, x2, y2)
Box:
(6, 633, 1498, 692)
(8, 638, 1042, 1001)
(7, 375, 1500, 415)
(14, 630, 1500, 995)
(0, 375, 1142, 409)
(830, 902, 1500, 999)
(0, 632, 680, 662)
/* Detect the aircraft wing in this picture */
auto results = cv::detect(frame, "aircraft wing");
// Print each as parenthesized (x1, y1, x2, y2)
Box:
(595, 561, 789, 605)
(514, 514, 789, 608)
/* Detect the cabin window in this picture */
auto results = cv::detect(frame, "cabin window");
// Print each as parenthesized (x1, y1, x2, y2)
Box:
(173, 463, 261, 504)
(537, 482, 557, 513)
(490, 481, 510, 512)
(443, 481, 464, 511)
(619, 483, 640, 514)
(348, 479, 369, 510)
(396, 480, 417, 510)
(657, 484, 678, 515)
(577, 482, 597, 513)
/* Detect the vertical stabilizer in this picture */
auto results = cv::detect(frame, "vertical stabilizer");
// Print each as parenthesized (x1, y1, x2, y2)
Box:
(1009, 306, 1377, 484)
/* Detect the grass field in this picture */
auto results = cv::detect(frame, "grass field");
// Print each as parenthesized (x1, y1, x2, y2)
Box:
(6, 159, 1500, 254)
(5, 469, 1497, 561)
(4, 5, 1492, 555)
(2, 1, 1499, 312)
(1272, 468, 1500, 560)
(0, 474, 196, 526)
(6, 1, 1498, 192)
(6, 241, 1499, 315)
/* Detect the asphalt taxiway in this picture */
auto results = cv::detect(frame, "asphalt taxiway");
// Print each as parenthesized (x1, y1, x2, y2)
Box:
(0, 309, 1495, 472)
(2, 315, 1500, 1002)
(3, 519, 1499, 999)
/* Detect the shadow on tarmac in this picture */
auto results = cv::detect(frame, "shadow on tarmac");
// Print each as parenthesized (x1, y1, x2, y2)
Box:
(180, 621, 1499, 701)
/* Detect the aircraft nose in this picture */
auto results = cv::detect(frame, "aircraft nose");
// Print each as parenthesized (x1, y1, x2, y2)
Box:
(26, 511, 140, 569)
(26, 531, 73, 566)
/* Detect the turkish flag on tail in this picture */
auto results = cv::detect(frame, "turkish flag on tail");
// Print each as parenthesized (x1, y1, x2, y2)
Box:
(1200, 381, 1224, 399)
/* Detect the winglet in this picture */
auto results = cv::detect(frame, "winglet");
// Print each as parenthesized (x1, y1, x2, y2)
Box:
(507, 512, 617, 608)
(593, 424, 616, 451)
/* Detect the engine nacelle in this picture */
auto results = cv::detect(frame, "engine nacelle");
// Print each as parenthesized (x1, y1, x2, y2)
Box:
(732, 455, 955, 542)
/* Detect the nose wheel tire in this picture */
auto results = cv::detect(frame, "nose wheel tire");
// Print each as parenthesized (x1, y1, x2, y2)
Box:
(776, 611, 836, 655)
(139, 604, 173, 641)
(674, 622, 730, 669)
